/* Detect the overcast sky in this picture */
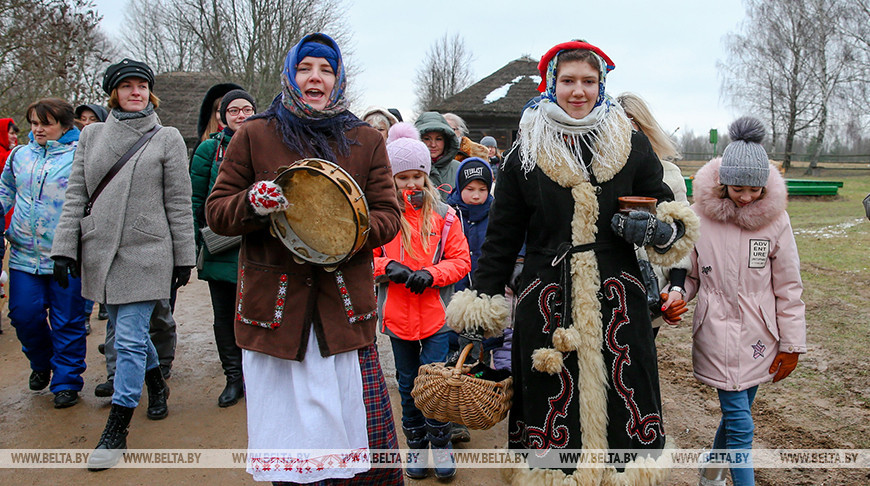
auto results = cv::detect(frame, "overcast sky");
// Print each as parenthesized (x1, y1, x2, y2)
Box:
(93, 0, 747, 137)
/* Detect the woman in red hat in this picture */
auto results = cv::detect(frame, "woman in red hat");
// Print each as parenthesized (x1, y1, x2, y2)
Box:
(447, 40, 700, 485)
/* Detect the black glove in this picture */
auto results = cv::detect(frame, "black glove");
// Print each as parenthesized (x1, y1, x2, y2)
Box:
(405, 269, 434, 294)
(508, 260, 524, 294)
(610, 211, 674, 247)
(385, 261, 413, 284)
(172, 266, 193, 291)
(52, 256, 80, 289)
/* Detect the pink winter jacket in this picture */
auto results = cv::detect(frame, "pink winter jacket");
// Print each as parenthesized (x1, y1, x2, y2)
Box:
(684, 158, 806, 392)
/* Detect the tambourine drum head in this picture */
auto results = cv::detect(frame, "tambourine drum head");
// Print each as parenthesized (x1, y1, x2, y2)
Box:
(281, 169, 356, 256)
(271, 159, 370, 267)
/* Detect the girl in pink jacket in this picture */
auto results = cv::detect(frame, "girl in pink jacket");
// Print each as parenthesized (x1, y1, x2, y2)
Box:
(664, 117, 806, 486)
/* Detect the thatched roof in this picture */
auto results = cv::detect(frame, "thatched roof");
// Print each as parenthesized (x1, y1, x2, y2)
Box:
(431, 57, 540, 115)
(154, 71, 225, 148)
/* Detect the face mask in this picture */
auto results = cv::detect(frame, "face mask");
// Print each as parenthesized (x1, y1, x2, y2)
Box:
(404, 190, 425, 210)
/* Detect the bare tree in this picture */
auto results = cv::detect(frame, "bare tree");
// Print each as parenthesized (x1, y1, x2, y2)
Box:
(414, 32, 474, 113)
(121, 0, 351, 107)
(120, 0, 203, 73)
(719, 0, 870, 170)
(719, 0, 823, 170)
(838, 0, 870, 128)
(802, 0, 856, 172)
(0, 0, 115, 120)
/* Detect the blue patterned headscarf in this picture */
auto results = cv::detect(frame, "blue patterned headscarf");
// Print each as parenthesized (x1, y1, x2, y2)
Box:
(281, 32, 348, 119)
(540, 39, 615, 110)
(248, 33, 365, 160)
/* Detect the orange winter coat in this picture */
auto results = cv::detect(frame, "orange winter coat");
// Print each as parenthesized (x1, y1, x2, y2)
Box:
(374, 196, 471, 341)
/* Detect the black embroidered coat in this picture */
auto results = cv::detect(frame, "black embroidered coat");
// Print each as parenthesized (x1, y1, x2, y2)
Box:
(459, 124, 699, 483)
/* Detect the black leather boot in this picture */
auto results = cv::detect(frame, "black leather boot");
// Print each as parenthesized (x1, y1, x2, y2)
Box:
(94, 379, 114, 398)
(214, 321, 244, 407)
(219, 378, 244, 407)
(144, 366, 169, 420)
(88, 403, 134, 471)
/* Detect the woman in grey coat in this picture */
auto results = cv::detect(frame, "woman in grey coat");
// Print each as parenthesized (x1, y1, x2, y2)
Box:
(51, 59, 195, 471)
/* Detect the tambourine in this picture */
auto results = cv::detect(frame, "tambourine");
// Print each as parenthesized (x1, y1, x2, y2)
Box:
(269, 159, 370, 270)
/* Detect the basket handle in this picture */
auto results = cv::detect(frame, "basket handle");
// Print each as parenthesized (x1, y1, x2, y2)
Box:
(454, 343, 475, 371)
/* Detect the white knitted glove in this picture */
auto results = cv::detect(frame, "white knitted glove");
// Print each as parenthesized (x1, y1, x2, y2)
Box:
(248, 181, 290, 216)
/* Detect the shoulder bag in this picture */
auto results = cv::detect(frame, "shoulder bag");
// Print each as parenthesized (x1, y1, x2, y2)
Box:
(199, 134, 242, 255)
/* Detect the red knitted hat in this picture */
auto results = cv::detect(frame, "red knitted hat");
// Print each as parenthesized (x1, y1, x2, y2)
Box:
(536, 40, 615, 92)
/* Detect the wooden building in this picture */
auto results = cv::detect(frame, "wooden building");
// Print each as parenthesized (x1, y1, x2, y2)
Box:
(153, 72, 225, 152)
(430, 57, 540, 151)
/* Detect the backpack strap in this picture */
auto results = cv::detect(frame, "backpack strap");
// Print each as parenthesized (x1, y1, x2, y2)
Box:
(6, 145, 24, 178)
(433, 206, 457, 264)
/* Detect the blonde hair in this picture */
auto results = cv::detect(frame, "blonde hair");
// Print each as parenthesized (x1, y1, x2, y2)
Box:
(201, 97, 223, 141)
(395, 174, 441, 260)
(107, 88, 161, 111)
(442, 113, 467, 136)
(617, 92, 681, 161)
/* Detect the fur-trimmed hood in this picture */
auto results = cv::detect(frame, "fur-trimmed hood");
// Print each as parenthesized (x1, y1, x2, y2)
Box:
(692, 157, 787, 231)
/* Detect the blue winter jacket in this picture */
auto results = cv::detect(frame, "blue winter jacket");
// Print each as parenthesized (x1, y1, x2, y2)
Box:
(446, 162, 494, 292)
(0, 128, 79, 274)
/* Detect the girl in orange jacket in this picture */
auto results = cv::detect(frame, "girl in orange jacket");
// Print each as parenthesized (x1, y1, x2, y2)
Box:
(373, 122, 470, 480)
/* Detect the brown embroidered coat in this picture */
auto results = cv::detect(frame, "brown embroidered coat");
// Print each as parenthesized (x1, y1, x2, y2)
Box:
(205, 118, 401, 360)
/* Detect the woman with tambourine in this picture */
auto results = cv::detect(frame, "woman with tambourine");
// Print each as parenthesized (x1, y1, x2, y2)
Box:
(206, 33, 403, 484)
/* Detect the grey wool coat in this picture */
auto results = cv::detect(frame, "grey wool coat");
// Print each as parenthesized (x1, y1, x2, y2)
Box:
(51, 112, 195, 304)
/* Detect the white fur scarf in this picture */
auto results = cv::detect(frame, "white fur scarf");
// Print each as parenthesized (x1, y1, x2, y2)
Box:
(518, 99, 631, 181)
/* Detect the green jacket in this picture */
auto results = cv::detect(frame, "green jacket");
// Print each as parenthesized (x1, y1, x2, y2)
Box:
(414, 112, 460, 200)
(190, 131, 238, 283)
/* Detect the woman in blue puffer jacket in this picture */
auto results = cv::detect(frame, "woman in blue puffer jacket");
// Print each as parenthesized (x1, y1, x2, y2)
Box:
(0, 98, 87, 409)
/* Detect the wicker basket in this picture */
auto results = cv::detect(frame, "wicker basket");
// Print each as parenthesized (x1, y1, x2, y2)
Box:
(411, 343, 513, 430)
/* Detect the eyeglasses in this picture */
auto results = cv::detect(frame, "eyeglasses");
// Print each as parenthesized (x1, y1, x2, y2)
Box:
(226, 107, 254, 116)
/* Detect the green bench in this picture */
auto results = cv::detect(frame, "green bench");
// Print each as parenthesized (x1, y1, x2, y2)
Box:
(684, 177, 843, 197)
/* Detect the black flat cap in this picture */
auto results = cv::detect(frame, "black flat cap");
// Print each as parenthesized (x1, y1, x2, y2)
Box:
(102, 59, 155, 94)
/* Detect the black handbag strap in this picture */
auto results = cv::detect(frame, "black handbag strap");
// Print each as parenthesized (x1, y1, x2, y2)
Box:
(85, 124, 161, 216)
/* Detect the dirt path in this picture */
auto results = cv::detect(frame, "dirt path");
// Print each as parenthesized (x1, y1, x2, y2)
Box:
(0, 276, 865, 485)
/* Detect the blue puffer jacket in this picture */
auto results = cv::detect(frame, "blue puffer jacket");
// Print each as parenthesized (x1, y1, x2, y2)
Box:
(446, 163, 493, 292)
(0, 128, 79, 274)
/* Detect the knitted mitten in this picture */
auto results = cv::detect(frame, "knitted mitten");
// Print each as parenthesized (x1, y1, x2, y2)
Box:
(248, 181, 290, 215)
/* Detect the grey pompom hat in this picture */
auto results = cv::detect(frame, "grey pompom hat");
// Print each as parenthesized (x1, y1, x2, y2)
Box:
(719, 116, 770, 187)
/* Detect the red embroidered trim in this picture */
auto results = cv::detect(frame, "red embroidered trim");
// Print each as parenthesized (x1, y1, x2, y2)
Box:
(335, 270, 377, 324)
(236, 265, 288, 329)
(249, 447, 368, 473)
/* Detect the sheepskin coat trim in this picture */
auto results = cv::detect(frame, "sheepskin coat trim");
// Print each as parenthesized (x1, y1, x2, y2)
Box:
(445, 122, 698, 484)
(502, 437, 675, 486)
